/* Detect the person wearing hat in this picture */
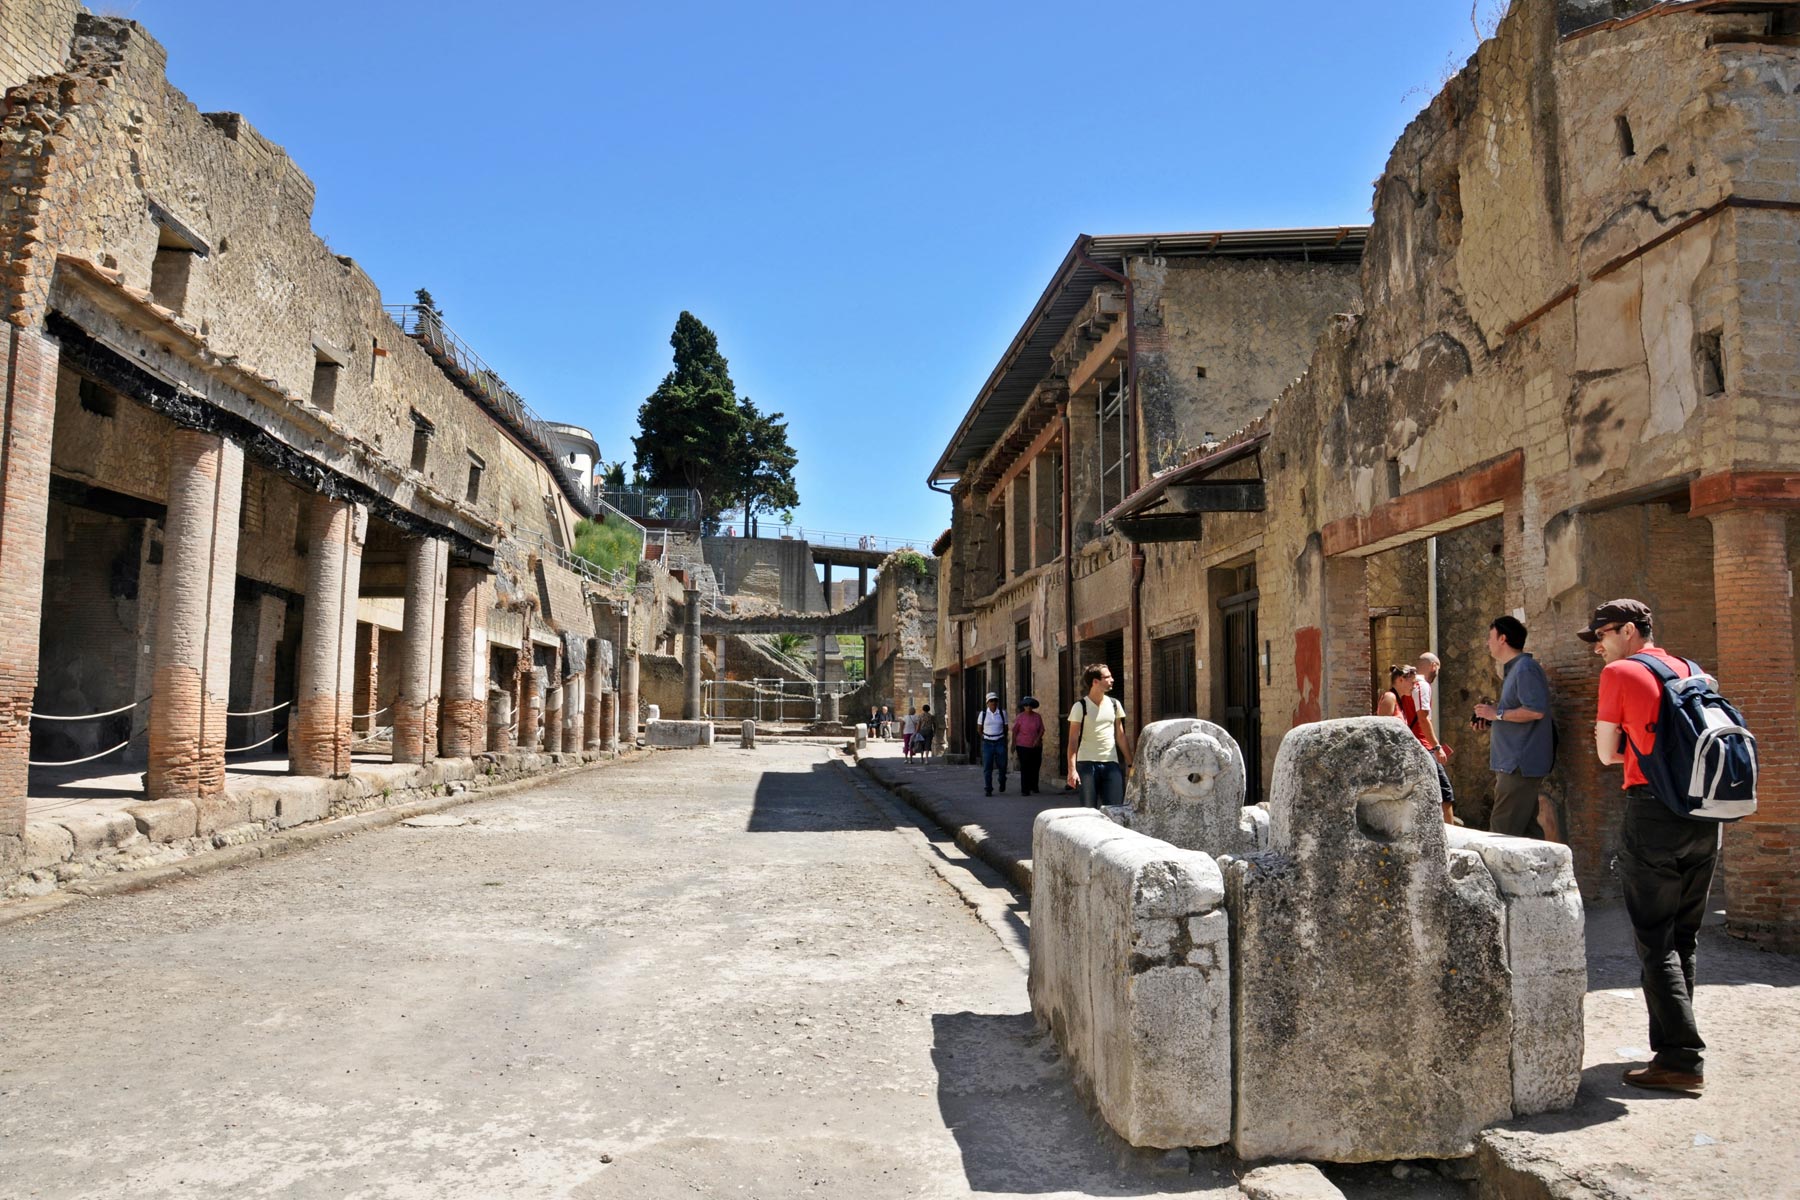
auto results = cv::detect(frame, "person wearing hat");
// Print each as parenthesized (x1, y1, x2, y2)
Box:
(1011, 696, 1046, 796)
(1580, 597, 1715, 1094)
(978, 691, 1009, 796)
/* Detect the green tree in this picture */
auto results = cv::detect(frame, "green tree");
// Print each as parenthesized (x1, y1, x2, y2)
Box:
(632, 313, 745, 516)
(599, 460, 627, 492)
(731, 397, 799, 536)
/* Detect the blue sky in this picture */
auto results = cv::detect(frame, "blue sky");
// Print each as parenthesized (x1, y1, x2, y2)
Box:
(125, 0, 1494, 547)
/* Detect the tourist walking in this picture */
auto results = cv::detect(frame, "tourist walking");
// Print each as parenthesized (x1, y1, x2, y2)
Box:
(901, 707, 918, 758)
(1065, 664, 1133, 808)
(1416, 651, 1440, 720)
(1377, 664, 1456, 822)
(978, 692, 1009, 795)
(1472, 615, 1553, 837)
(1012, 696, 1045, 795)
(913, 705, 935, 762)
(1582, 598, 1718, 1093)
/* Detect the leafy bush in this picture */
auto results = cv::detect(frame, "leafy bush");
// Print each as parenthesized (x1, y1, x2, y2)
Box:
(887, 548, 929, 578)
(572, 518, 643, 577)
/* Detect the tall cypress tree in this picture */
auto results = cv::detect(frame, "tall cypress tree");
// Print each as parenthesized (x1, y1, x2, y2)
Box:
(632, 312, 746, 515)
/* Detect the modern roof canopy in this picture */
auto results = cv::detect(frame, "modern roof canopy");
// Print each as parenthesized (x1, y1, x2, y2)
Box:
(928, 226, 1368, 488)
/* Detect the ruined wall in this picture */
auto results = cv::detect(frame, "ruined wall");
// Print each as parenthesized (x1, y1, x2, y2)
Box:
(870, 556, 938, 713)
(0, 0, 77, 93)
(702, 536, 822, 611)
(1244, 0, 1800, 902)
(1132, 256, 1360, 478)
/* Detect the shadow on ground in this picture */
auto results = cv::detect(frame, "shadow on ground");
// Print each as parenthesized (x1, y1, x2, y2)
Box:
(747, 763, 902, 834)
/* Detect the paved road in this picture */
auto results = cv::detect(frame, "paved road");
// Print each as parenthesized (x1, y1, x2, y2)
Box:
(0, 744, 1447, 1199)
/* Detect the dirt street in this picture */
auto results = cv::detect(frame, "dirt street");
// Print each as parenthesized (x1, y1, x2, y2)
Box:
(0, 744, 1451, 1199)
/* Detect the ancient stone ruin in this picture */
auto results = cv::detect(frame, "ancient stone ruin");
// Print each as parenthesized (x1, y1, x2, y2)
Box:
(1030, 716, 1585, 1162)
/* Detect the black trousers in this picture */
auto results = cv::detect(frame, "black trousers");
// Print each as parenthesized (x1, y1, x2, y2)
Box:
(1619, 786, 1720, 1074)
(1017, 746, 1042, 795)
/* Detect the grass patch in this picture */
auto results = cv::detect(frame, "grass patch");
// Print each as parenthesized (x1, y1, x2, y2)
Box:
(573, 517, 643, 577)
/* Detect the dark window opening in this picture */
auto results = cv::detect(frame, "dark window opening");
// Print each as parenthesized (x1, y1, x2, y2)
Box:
(1615, 114, 1636, 159)
(310, 356, 340, 412)
(1015, 620, 1032, 705)
(78, 377, 118, 418)
(150, 242, 195, 313)
(409, 409, 434, 473)
(1695, 329, 1725, 397)
(1153, 630, 1197, 720)
(467, 452, 485, 504)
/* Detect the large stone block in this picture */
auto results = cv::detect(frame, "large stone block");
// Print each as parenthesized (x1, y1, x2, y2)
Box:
(1446, 825, 1587, 1115)
(1238, 1163, 1346, 1200)
(646, 719, 714, 749)
(1030, 807, 1231, 1150)
(740, 720, 756, 748)
(1123, 718, 1266, 856)
(57, 812, 138, 856)
(1226, 717, 1512, 1162)
(124, 798, 199, 842)
(23, 820, 73, 870)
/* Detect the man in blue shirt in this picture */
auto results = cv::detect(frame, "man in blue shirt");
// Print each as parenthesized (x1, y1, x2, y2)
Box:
(1472, 615, 1554, 838)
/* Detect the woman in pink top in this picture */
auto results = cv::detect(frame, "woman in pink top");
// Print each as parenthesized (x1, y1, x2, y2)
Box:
(1011, 697, 1046, 796)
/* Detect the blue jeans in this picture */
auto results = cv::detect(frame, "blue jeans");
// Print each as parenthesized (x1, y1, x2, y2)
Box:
(1077, 760, 1124, 808)
(980, 738, 1007, 792)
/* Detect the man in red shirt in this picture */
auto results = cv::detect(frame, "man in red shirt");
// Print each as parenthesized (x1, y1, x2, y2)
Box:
(1582, 598, 1718, 1094)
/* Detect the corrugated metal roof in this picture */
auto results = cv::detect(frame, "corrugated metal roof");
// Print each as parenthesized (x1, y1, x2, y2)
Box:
(929, 227, 1367, 486)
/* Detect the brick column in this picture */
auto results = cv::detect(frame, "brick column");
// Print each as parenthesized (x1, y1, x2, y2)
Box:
(438, 566, 489, 758)
(147, 430, 244, 800)
(519, 655, 542, 751)
(291, 497, 364, 777)
(351, 623, 378, 735)
(1709, 507, 1800, 949)
(560, 665, 581, 753)
(0, 326, 59, 858)
(392, 536, 448, 764)
(487, 659, 514, 753)
(543, 670, 563, 754)
(1322, 554, 1372, 720)
(583, 638, 603, 750)
(599, 688, 617, 753)
(620, 652, 639, 747)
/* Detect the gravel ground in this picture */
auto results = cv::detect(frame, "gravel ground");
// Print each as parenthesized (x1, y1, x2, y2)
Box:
(0, 743, 1460, 1199)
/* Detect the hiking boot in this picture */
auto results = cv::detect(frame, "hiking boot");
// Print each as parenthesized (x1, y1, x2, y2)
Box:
(1624, 1065, 1704, 1093)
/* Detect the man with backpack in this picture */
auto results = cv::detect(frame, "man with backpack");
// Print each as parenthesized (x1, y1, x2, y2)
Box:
(1582, 597, 1758, 1094)
(978, 692, 1009, 796)
(1065, 663, 1135, 808)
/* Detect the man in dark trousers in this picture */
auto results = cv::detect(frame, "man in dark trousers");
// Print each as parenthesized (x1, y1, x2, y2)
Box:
(1473, 615, 1553, 837)
(977, 691, 1008, 796)
(1582, 598, 1716, 1093)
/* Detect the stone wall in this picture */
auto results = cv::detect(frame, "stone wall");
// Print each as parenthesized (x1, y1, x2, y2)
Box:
(0, 0, 76, 93)
(702, 536, 823, 611)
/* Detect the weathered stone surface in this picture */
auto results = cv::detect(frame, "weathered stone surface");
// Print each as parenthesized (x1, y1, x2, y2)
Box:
(645, 719, 714, 749)
(1238, 1163, 1346, 1200)
(23, 820, 74, 869)
(854, 723, 868, 748)
(56, 812, 138, 856)
(1226, 717, 1512, 1162)
(1030, 807, 1230, 1149)
(740, 719, 755, 748)
(273, 785, 331, 829)
(124, 798, 198, 842)
(1447, 825, 1587, 1115)
(1123, 718, 1265, 857)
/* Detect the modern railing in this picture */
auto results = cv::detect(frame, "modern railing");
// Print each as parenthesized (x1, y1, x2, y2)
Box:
(600, 488, 702, 523)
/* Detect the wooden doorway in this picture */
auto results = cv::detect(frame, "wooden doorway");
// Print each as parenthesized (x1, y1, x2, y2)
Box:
(1219, 580, 1262, 803)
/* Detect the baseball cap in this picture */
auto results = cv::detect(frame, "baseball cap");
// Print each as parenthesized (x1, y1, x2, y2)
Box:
(1576, 598, 1652, 643)
(985, 691, 999, 701)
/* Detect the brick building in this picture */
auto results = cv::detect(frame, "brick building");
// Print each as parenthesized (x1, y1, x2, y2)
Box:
(931, 0, 1800, 949)
(0, 9, 688, 883)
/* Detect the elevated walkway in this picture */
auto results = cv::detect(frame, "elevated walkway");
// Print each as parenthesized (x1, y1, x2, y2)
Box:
(703, 589, 878, 636)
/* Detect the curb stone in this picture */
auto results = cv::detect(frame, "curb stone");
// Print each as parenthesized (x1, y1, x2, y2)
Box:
(851, 752, 1035, 895)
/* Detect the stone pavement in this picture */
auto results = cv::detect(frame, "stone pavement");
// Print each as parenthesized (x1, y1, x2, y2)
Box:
(854, 741, 1800, 1198)
(855, 738, 1079, 892)
(0, 741, 1460, 1199)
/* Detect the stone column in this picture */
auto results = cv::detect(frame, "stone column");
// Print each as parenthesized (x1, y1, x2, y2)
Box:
(543, 645, 564, 754)
(242, 592, 287, 749)
(392, 536, 448, 764)
(858, 565, 869, 597)
(0, 327, 59, 855)
(438, 566, 489, 758)
(821, 558, 833, 608)
(683, 586, 703, 720)
(487, 675, 514, 753)
(291, 497, 365, 777)
(560, 664, 581, 753)
(599, 689, 617, 753)
(1709, 507, 1800, 949)
(618, 609, 639, 747)
(351, 622, 378, 735)
(147, 430, 244, 800)
(518, 654, 542, 751)
(583, 638, 603, 750)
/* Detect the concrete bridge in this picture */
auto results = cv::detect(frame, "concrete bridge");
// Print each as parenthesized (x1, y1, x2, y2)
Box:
(702, 589, 878, 638)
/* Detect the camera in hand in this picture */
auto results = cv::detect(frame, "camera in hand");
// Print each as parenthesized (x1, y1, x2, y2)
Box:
(1471, 701, 1493, 732)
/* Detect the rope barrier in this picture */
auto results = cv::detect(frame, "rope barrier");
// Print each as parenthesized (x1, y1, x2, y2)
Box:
(224, 729, 287, 754)
(28, 697, 149, 722)
(28, 738, 132, 767)
(352, 705, 390, 720)
(352, 726, 393, 745)
(225, 700, 291, 718)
